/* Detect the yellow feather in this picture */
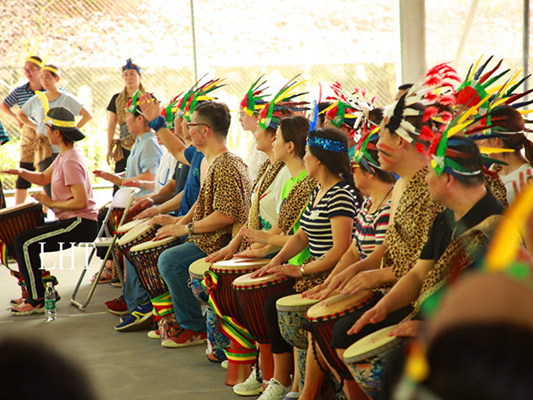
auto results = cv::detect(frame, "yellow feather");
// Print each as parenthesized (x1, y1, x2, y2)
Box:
(477, 146, 515, 154)
(35, 91, 49, 114)
(485, 184, 533, 271)
(519, 109, 533, 115)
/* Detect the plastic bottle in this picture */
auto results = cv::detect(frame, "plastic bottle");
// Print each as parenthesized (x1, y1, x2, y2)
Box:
(44, 282, 57, 321)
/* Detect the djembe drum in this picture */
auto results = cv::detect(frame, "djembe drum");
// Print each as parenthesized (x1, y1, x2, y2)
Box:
(232, 273, 295, 381)
(0, 202, 45, 259)
(306, 291, 375, 381)
(343, 325, 404, 399)
(116, 220, 159, 265)
(207, 258, 270, 386)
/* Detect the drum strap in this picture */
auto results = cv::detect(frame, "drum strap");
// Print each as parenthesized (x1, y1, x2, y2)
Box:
(203, 271, 258, 363)
(152, 292, 174, 321)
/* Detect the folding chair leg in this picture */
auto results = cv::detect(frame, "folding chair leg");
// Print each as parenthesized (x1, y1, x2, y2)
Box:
(70, 244, 115, 311)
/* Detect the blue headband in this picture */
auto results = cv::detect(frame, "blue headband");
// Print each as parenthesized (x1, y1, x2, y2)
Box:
(307, 135, 348, 152)
(123, 58, 141, 75)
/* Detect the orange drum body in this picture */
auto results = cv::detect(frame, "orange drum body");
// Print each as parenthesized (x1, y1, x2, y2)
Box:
(306, 291, 374, 379)
(0, 202, 45, 259)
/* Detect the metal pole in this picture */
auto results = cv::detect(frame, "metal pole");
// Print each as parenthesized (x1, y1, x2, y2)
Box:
(190, 0, 198, 82)
(524, 0, 530, 94)
(454, 0, 480, 66)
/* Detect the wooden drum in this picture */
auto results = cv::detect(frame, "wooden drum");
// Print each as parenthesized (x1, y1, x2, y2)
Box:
(343, 325, 404, 399)
(129, 237, 180, 299)
(116, 220, 159, 265)
(276, 293, 319, 349)
(306, 291, 374, 380)
(0, 202, 45, 259)
(188, 257, 211, 303)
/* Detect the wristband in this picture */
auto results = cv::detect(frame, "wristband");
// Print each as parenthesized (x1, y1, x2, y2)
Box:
(148, 115, 168, 132)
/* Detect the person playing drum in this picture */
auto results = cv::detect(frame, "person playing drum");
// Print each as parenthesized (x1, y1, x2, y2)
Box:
(138, 95, 252, 347)
(251, 126, 360, 400)
(2, 107, 98, 316)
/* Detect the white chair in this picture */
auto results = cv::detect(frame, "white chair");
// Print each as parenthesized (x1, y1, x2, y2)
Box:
(70, 187, 140, 310)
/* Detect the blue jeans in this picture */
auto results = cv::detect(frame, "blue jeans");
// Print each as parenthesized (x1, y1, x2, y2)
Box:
(124, 258, 150, 312)
(158, 241, 207, 332)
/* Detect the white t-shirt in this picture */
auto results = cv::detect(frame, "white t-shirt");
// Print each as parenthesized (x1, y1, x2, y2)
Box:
(156, 151, 177, 192)
(499, 163, 533, 204)
(252, 165, 291, 231)
(22, 92, 84, 153)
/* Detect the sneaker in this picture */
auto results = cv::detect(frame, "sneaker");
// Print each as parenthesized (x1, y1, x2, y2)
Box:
(282, 392, 300, 400)
(233, 365, 263, 396)
(114, 303, 153, 331)
(147, 329, 160, 339)
(257, 379, 291, 400)
(105, 296, 129, 316)
(221, 360, 228, 369)
(10, 302, 45, 316)
(161, 328, 207, 348)
(9, 297, 23, 306)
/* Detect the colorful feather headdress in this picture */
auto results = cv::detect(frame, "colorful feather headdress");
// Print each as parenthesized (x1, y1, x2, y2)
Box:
(383, 63, 461, 145)
(122, 58, 141, 75)
(161, 92, 184, 130)
(353, 127, 382, 174)
(240, 75, 270, 117)
(322, 82, 377, 139)
(258, 75, 309, 130)
(126, 90, 143, 114)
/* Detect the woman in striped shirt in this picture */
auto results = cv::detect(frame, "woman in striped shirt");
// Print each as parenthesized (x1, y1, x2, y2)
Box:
(251, 127, 360, 400)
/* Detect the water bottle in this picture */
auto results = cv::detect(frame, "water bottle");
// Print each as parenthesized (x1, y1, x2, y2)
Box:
(44, 282, 57, 321)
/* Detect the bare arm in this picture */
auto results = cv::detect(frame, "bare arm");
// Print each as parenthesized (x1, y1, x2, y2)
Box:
(154, 209, 233, 240)
(77, 107, 92, 129)
(2, 167, 52, 186)
(107, 111, 117, 164)
(17, 109, 37, 130)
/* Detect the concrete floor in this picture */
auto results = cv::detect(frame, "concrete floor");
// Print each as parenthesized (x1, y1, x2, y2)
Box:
(0, 246, 244, 400)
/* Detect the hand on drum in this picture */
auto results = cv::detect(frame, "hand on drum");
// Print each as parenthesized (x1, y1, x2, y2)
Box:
(347, 303, 388, 335)
(154, 223, 187, 240)
(130, 198, 154, 215)
(239, 227, 269, 244)
(136, 205, 161, 219)
(137, 93, 160, 122)
(302, 282, 328, 300)
(339, 269, 383, 296)
(235, 246, 270, 259)
(269, 263, 301, 278)
(205, 243, 238, 263)
(150, 214, 179, 226)
(389, 320, 423, 339)
(31, 193, 53, 208)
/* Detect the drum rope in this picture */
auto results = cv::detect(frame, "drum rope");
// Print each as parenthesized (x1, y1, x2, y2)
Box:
(310, 336, 344, 395)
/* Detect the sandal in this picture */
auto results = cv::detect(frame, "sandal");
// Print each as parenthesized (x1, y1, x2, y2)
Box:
(91, 263, 114, 284)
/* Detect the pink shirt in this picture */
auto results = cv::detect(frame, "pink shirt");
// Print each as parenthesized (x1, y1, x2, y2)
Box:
(51, 147, 98, 221)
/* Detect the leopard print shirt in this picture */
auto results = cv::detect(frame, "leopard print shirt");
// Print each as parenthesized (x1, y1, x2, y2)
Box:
(410, 214, 503, 317)
(188, 152, 252, 255)
(382, 167, 445, 281)
(483, 170, 508, 207)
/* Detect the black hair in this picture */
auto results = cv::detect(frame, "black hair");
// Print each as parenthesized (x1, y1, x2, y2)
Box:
(368, 107, 384, 126)
(309, 128, 362, 202)
(0, 335, 98, 400)
(58, 131, 74, 147)
(446, 137, 484, 187)
(279, 116, 309, 159)
(397, 83, 414, 91)
(490, 105, 533, 166)
(422, 324, 533, 400)
(194, 101, 231, 138)
(43, 64, 59, 78)
(318, 101, 333, 127)
(28, 56, 42, 63)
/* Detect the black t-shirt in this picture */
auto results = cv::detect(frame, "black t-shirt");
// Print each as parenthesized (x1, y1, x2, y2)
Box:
(420, 192, 504, 261)
(107, 93, 120, 113)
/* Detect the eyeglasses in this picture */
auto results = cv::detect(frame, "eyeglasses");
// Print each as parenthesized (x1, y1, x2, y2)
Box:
(187, 123, 211, 130)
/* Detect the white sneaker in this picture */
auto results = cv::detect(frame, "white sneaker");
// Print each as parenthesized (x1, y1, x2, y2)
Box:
(233, 365, 263, 396)
(257, 378, 291, 400)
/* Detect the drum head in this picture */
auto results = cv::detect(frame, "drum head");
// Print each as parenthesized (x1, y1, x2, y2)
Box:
(232, 272, 281, 288)
(0, 201, 41, 215)
(276, 293, 319, 309)
(212, 258, 270, 271)
(130, 236, 177, 253)
(343, 325, 403, 363)
(306, 291, 372, 320)
(116, 218, 147, 234)
(117, 220, 155, 245)
(189, 257, 211, 277)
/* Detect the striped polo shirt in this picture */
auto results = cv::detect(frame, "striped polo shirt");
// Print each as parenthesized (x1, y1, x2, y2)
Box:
(4, 82, 40, 108)
(300, 181, 358, 258)
(354, 197, 391, 259)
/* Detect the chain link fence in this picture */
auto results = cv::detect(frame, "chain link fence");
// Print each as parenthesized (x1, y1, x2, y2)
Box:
(0, 0, 530, 190)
